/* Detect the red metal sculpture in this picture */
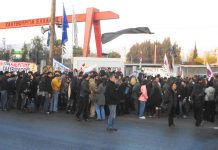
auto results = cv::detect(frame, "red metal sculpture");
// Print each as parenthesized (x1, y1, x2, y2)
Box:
(0, 7, 119, 57)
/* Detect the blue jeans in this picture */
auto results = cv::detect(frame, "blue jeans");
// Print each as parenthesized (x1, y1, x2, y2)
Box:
(50, 91, 59, 112)
(107, 105, 117, 129)
(0, 90, 8, 110)
(44, 92, 51, 112)
(139, 101, 146, 117)
(96, 104, 105, 120)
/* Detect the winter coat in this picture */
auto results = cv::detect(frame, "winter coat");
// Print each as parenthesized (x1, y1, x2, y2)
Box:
(60, 77, 69, 94)
(191, 83, 205, 107)
(95, 82, 106, 105)
(204, 86, 215, 101)
(89, 78, 96, 102)
(131, 82, 141, 100)
(45, 76, 53, 93)
(28, 78, 38, 98)
(105, 80, 119, 105)
(176, 83, 183, 101)
(70, 76, 77, 95)
(39, 75, 47, 92)
(76, 78, 82, 98)
(0, 76, 9, 91)
(80, 79, 90, 98)
(213, 79, 218, 99)
(7, 77, 16, 94)
(16, 76, 23, 93)
(21, 76, 38, 99)
(118, 82, 126, 103)
(150, 82, 163, 106)
(164, 88, 177, 114)
(138, 85, 148, 102)
(51, 77, 62, 92)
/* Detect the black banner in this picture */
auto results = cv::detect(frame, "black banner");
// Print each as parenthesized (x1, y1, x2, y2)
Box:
(101, 27, 154, 44)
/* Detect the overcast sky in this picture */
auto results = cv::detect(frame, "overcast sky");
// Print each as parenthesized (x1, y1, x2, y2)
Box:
(0, 0, 218, 57)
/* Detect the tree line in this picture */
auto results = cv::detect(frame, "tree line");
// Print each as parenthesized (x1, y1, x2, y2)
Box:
(0, 36, 217, 65)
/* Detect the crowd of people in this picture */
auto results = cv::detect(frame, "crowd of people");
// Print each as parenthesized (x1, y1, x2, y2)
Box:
(0, 68, 218, 131)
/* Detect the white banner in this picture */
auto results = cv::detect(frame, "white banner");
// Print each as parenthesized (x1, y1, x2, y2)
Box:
(53, 59, 70, 72)
(0, 60, 37, 73)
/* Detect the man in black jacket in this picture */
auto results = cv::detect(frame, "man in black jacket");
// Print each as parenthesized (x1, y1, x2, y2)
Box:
(44, 72, 53, 114)
(0, 71, 10, 110)
(76, 73, 90, 121)
(37, 73, 47, 112)
(105, 73, 119, 131)
(191, 78, 205, 127)
(164, 81, 177, 127)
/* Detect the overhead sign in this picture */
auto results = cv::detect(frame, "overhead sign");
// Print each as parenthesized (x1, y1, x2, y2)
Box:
(0, 11, 119, 29)
(0, 60, 37, 73)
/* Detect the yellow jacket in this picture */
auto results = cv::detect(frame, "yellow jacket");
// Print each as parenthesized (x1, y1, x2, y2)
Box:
(51, 77, 61, 92)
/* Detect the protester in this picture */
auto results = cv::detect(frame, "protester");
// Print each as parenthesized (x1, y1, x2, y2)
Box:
(204, 81, 216, 122)
(149, 79, 163, 118)
(76, 73, 90, 121)
(138, 79, 148, 119)
(191, 78, 205, 127)
(37, 73, 47, 112)
(105, 73, 119, 132)
(163, 81, 177, 127)
(50, 71, 62, 113)
(0, 71, 9, 110)
(130, 76, 140, 115)
(89, 74, 96, 118)
(7, 73, 16, 110)
(44, 72, 53, 114)
(95, 76, 107, 121)
(66, 71, 77, 114)
(59, 73, 69, 110)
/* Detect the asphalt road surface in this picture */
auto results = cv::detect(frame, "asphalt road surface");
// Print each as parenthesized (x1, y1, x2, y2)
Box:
(0, 111, 217, 150)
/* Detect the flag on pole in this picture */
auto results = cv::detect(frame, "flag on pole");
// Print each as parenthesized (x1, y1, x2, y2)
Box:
(62, 4, 69, 45)
(206, 62, 214, 80)
(164, 53, 170, 73)
(179, 65, 184, 78)
(170, 46, 177, 57)
(101, 27, 154, 44)
(72, 6, 78, 48)
(47, 31, 50, 46)
(139, 50, 142, 69)
(46, 31, 56, 47)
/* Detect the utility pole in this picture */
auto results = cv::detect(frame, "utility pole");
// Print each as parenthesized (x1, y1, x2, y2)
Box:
(49, 0, 56, 66)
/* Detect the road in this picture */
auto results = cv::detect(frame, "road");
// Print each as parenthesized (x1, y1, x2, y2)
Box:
(0, 111, 217, 150)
